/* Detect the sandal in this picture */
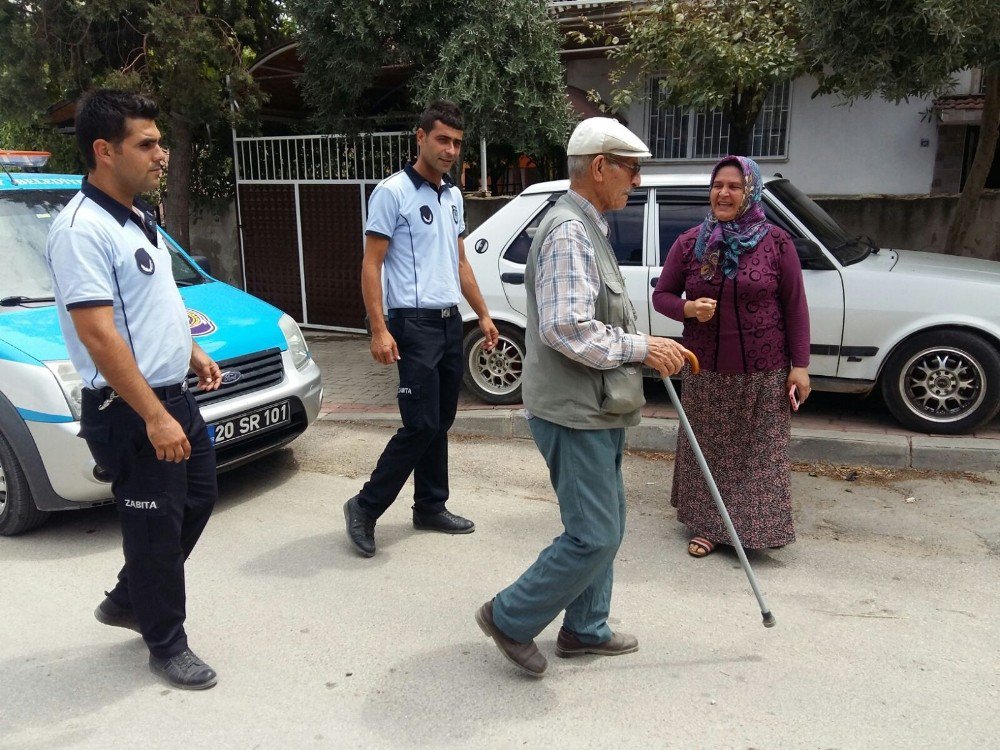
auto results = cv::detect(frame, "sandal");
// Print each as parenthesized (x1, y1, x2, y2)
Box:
(687, 536, 715, 557)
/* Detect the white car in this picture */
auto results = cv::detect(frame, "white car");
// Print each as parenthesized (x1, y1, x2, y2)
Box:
(458, 174, 1000, 435)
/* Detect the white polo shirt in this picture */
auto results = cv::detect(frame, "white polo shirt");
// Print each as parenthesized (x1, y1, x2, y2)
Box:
(365, 162, 464, 310)
(45, 180, 191, 389)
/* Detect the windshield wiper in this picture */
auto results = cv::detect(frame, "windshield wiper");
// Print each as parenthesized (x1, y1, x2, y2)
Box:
(827, 236, 863, 254)
(861, 234, 880, 254)
(0, 295, 56, 307)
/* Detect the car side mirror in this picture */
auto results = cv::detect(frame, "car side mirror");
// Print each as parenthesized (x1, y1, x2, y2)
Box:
(190, 254, 214, 276)
(792, 238, 832, 271)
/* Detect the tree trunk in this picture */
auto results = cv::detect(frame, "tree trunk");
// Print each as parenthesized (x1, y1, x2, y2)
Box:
(164, 113, 193, 249)
(726, 86, 764, 157)
(944, 68, 1000, 258)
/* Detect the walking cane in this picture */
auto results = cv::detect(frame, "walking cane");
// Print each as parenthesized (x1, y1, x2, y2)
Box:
(664, 352, 776, 628)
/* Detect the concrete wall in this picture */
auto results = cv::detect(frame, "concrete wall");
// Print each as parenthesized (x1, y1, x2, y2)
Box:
(565, 60, 973, 197)
(818, 191, 1000, 259)
(188, 203, 243, 287)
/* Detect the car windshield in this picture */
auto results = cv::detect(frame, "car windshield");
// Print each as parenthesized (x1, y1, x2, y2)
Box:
(766, 179, 872, 266)
(0, 189, 206, 302)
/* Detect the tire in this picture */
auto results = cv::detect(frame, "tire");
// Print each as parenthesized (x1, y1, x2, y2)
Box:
(0, 431, 50, 536)
(462, 323, 526, 405)
(880, 330, 1000, 434)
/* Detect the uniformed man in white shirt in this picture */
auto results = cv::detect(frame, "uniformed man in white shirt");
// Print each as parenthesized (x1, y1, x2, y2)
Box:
(46, 89, 223, 690)
(344, 100, 499, 557)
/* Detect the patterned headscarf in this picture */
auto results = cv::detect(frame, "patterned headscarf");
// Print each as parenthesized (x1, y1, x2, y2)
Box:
(693, 155, 769, 280)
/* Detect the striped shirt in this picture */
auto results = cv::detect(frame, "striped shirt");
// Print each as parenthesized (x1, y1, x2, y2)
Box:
(534, 190, 648, 370)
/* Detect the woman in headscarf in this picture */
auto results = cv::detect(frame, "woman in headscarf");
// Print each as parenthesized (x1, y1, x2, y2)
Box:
(652, 155, 810, 557)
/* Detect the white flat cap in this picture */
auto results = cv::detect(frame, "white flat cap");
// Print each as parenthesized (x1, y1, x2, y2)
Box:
(567, 116, 652, 158)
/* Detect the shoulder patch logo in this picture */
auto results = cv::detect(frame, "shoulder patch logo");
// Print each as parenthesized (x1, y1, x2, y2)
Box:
(451, 205, 459, 224)
(134, 247, 155, 275)
(420, 205, 433, 225)
(187, 309, 217, 337)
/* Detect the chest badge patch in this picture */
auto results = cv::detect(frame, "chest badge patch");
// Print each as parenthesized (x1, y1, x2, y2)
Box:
(134, 247, 155, 275)
(187, 309, 217, 337)
(420, 205, 433, 225)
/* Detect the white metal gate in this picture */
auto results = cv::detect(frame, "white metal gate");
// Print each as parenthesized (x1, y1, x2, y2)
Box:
(233, 132, 416, 330)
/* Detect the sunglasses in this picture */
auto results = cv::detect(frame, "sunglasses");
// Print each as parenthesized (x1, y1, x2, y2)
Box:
(602, 154, 641, 177)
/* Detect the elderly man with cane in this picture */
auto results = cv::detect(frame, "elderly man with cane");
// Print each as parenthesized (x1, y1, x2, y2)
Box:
(476, 118, 690, 677)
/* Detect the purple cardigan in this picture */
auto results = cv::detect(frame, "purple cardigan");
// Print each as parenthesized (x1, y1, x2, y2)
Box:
(653, 225, 810, 374)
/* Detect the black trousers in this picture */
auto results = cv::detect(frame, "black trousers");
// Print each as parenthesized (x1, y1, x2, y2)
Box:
(358, 314, 463, 519)
(81, 385, 217, 660)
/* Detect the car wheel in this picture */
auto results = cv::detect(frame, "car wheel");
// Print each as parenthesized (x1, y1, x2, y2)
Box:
(881, 331, 1000, 434)
(462, 323, 525, 405)
(0, 431, 50, 536)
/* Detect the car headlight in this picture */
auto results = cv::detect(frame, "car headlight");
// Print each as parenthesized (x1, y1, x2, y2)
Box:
(44, 360, 83, 420)
(278, 313, 311, 370)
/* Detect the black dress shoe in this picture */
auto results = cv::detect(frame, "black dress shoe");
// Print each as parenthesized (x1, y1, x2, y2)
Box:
(412, 508, 475, 534)
(149, 648, 218, 690)
(94, 593, 140, 633)
(344, 496, 376, 557)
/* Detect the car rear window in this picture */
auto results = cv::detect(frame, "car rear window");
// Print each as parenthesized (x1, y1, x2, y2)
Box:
(502, 191, 646, 267)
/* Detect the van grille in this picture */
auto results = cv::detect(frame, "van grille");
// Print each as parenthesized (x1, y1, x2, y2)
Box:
(187, 348, 284, 406)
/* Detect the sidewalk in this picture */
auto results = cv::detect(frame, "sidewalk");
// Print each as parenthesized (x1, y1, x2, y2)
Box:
(308, 331, 1000, 473)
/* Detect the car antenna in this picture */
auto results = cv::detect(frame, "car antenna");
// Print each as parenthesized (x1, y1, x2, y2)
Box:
(0, 160, 19, 186)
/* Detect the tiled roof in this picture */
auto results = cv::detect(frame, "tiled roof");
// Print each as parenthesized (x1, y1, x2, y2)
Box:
(933, 94, 985, 111)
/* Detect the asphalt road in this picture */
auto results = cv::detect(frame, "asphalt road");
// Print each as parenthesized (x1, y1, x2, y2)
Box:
(2, 421, 998, 748)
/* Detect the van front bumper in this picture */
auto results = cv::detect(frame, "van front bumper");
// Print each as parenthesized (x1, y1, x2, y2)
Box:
(26, 350, 323, 509)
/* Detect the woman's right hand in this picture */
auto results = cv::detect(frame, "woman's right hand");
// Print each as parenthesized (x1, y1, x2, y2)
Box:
(684, 297, 717, 322)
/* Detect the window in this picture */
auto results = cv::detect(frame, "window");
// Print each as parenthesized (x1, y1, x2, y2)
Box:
(503, 191, 646, 267)
(656, 195, 708, 264)
(655, 188, 803, 265)
(648, 79, 791, 160)
(607, 193, 646, 266)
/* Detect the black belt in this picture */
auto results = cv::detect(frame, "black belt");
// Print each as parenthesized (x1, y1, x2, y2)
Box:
(86, 380, 188, 402)
(387, 305, 459, 319)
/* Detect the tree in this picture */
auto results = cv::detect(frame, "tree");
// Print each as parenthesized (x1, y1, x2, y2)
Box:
(0, 0, 284, 246)
(287, 0, 573, 173)
(588, 0, 807, 156)
(800, 0, 1000, 257)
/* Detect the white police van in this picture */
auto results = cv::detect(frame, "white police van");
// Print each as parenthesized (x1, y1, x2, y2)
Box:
(0, 152, 324, 535)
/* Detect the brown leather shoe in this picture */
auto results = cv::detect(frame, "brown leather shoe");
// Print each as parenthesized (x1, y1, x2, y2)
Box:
(555, 627, 639, 658)
(475, 600, 547, 677)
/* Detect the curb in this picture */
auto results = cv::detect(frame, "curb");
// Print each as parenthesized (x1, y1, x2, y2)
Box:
(318, 409, 1000, 473)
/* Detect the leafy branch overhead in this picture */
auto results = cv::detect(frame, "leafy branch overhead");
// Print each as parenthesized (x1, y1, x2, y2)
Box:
(288, 0, 573, 154)
(0, 0, 285, 241)
(583, 0, 808, 154)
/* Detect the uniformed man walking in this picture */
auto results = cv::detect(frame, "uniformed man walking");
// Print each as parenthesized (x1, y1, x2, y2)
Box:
(46, 89, 223, 689)
(344, 100, 498, 557)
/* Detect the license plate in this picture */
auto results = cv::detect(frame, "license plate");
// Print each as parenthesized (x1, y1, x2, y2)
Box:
(210, 400, 291, 446)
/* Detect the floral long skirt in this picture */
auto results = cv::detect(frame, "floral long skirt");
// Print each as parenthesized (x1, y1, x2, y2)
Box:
(671, 368, 795, 549)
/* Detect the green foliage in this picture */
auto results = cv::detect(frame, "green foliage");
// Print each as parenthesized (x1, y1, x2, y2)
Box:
(0, 120, 82, 174)
(288, 0, 572, 156)
(0, 0, 283, 212)
(596, 0, 807, 143)
(799, 0, 1000, 101)
(418, 0, 572, 154)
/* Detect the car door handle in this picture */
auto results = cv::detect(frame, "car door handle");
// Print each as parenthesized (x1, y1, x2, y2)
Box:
(501, 273, 525, 285)
(650, 276, 658, 288)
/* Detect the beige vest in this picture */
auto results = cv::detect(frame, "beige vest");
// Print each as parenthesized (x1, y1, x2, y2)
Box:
(523, 194, 644, 429)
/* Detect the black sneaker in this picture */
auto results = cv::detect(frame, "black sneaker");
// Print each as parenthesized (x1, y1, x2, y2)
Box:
(94, 593, 140, 633)
(149, 648, 218, 690)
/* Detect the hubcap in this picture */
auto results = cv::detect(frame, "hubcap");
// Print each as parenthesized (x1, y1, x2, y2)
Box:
(899, 347, 985, 423)
(0, 458, 7, 514)
(469, 335, 524, 397)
